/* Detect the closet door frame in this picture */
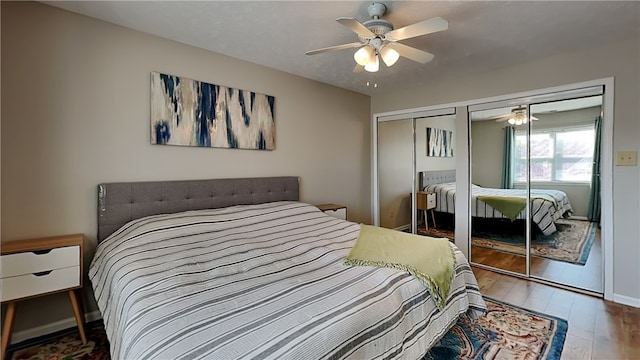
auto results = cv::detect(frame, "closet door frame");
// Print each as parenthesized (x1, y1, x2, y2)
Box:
(372, 108, 456, 235)
(372, 76, 614, 301)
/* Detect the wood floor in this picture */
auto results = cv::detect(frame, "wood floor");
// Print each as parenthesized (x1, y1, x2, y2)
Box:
(471, 227, 602, 292)
(473, 267, 640, 359)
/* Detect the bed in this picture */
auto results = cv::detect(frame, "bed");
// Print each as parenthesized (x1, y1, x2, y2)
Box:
(420, 171, 573, 236)
(91, 176, 486, 359)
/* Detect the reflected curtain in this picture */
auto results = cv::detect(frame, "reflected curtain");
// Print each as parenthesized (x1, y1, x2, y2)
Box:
(587, 116, 602, 222)
(501, 126, 515, 189)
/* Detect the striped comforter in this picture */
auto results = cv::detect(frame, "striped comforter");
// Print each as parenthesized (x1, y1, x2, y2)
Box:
(424, 183, 573, 235)
(90, 201, 485, 360)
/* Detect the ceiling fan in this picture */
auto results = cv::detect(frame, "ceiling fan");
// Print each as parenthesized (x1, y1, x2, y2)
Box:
(305, 2, 448, 73)
(490, 107, 539, 125)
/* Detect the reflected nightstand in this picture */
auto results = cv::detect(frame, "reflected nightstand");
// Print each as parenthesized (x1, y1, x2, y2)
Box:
(417, 192, 436, 230)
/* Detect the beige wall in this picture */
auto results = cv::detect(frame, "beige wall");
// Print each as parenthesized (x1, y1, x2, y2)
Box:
(378, 119, 413, 229)
(372, 36, 640, 303)
(1, 2, 371, 335)
(416, 115, 456, 173)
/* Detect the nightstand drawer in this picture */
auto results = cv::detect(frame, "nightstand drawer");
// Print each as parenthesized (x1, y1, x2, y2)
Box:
(417, 192, 436, 210)
(324, 207, 347, 220)
(0, 266, 80, 302)
(1, 234, 86, 357)
(1, 246, 80, 278)
(426, 193, 436, 209)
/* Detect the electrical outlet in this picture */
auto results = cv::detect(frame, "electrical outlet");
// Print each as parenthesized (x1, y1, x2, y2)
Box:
(615, 151, 637, 166)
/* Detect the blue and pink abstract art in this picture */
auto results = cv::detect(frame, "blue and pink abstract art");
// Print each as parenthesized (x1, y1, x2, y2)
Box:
(151, 72, 275, 150)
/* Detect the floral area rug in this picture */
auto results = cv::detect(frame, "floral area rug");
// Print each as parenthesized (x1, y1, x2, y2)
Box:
(420, 218, 596, 265)
(7, 320, 109, 360)
(424, 297, 568, 360)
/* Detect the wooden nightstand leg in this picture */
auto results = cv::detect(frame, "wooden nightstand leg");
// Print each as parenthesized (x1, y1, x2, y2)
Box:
(423, 210, 429, 231)
(2, 301, 17, 359)
(430, 210, 436, 229)
(68, 290, 87, 344)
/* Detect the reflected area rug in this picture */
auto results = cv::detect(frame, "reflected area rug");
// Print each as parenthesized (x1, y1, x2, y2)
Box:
(424, 297, 568, 360)
(8, 298, 567, 360)
(420, 218, 596, 265)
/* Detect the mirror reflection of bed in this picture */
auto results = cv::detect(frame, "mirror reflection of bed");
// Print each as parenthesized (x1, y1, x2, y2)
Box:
(465, 95, 603, 293)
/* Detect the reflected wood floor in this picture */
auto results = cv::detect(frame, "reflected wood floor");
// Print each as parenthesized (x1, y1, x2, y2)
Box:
(471, 228, 602, 292)
(473, 267, 640, 359)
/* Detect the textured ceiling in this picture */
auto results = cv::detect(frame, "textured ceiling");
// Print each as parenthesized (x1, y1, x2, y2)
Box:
(43, 1, 639, 96)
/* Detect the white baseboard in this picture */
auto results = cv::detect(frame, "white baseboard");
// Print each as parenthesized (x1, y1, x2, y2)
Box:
(10, 311, 102, 345)
(613, 293, 640, 308)
(569, 215, 589, 221)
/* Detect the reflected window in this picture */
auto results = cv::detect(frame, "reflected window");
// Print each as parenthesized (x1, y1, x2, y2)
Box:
(514, 126, 594, 182)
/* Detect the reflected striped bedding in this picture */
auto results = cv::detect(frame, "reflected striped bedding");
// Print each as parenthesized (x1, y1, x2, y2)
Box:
(424, 182, 573, 235)
(90, 201, 485, 359)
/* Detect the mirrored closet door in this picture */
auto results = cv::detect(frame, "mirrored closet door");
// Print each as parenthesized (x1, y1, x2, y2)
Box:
(468, 105, 528, 275)
(375, 109, 456, 237)
(468, 87, 604, 294)
(528, 95, 603, 293)
(378, 117, 414, 231)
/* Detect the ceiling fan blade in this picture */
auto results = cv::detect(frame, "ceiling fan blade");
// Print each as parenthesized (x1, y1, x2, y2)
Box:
(305, 42, 363, 56)
(488, 114, 511, 121)
(490, 114, 538, 122)
(386, 43, 434, 64)
(353, 64, 364, 73)
(336, 17, 375, 38)
(385, 17, 448, 42)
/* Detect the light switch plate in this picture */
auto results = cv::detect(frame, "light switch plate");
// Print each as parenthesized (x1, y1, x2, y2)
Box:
(615, 151, 637, 166)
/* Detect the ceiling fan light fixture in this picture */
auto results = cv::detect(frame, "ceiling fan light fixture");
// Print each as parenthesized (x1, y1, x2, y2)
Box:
(379, 46, 399, 67)
(305, 4, 448, 75)
(354, 45, 374, 66)
(364, 54, 379, 72)
(504, 109, 529, 126)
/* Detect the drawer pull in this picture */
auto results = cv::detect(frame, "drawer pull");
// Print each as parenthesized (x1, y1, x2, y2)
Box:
(33, 249, 53, 255)
(33, 270, 53, 277)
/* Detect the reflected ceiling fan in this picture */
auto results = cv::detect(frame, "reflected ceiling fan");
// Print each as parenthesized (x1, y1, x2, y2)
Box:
(490, 107, 539, 125)
(305, 2, 448, 73)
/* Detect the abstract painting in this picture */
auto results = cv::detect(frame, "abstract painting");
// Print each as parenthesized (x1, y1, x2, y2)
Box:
(426, 127, 453, 157)
(151, 72, 275, 150)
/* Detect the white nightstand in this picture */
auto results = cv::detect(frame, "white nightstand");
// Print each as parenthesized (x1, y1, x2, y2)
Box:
(1, 234, 87, 357)
(417, 192, 437, 230)
(316, 204, 347, 220)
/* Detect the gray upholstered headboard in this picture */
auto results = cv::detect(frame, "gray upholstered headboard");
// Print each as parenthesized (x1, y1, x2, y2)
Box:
(419, 170, 456, 190)
(97, 176, 300, 242)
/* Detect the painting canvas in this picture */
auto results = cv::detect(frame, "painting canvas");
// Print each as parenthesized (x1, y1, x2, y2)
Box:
(426, 127, 453, 157)
(151, 72, 275, 150)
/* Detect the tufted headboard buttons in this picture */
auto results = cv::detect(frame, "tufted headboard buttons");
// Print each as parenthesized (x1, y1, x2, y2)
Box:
(97, 176, 300, 242)
(419, 170, 456, 190)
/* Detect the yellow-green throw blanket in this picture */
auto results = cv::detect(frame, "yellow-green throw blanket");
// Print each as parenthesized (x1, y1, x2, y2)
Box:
(477, 195, 526, 220)
(344, 224, 455, 309)
(478, 194, 560, 220)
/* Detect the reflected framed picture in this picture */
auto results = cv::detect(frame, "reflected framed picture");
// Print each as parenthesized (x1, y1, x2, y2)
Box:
(426, 127, 453, 157)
